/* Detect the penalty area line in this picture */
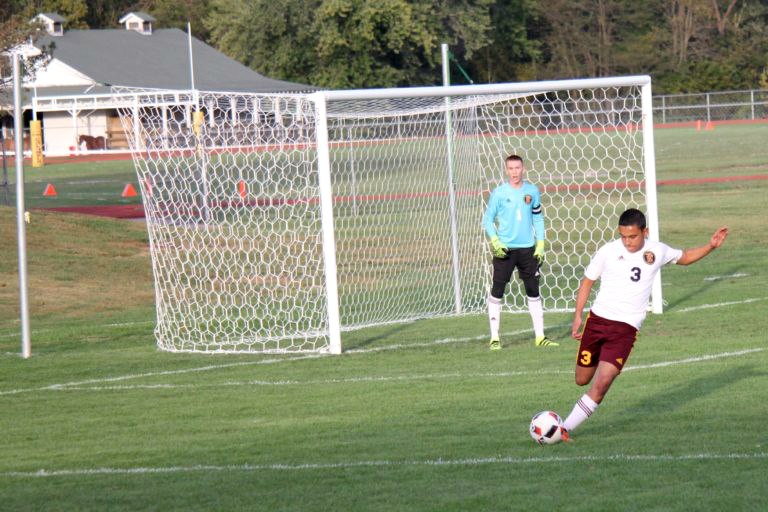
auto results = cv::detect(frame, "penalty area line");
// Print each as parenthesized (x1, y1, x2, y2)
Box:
(2, 452, 766, 478)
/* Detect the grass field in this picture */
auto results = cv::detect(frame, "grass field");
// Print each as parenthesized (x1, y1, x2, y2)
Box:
(1, 124, 767, 510)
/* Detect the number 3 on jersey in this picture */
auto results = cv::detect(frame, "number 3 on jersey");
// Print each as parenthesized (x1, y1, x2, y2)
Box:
(630, 267, 641, 282)
(579, 350, 592, 366)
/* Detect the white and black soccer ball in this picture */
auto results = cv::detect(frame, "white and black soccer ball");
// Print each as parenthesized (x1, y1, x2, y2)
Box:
(529, 410, 566, 445)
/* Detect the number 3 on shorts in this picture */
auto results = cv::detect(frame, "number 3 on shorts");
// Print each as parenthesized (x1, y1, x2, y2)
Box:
(579, 350, 592, 366)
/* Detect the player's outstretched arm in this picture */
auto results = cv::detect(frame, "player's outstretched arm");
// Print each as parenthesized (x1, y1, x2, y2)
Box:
(676, 226, 729, 266)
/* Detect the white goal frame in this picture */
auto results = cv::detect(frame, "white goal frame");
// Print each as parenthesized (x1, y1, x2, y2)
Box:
(116, 75, 660, 355)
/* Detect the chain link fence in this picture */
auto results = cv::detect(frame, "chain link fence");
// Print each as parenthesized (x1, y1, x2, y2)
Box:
(653, 89, 768, 123)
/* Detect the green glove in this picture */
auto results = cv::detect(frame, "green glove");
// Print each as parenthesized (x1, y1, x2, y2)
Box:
(489, 235, 508, 259)
(534, 240, 545, 264)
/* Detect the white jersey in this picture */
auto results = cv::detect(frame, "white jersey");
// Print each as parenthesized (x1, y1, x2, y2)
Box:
(585, 239, 683, 329)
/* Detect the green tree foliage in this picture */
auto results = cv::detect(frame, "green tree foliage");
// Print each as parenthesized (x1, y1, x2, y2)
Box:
(634, 0, 768, 92)
(9, 0, 767, 92)
(469, 0, 543, 83)
(206, 0, 318, 83)
(205, 0, 493, 88)
(0, 1, 53, 97)
(536, 0, 634, 79)
(81, 0, 140, 28)
(312, 0, 436, 87)
(29, 0, 89, 28)
(138, 0, 212, 41)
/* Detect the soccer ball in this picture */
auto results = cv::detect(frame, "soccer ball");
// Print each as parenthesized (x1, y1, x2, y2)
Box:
(529, 410, 566, 445)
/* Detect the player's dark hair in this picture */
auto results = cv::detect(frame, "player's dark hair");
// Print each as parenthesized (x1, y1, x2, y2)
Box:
(619, 208, 646, 230)
(505, 154, 524, 165)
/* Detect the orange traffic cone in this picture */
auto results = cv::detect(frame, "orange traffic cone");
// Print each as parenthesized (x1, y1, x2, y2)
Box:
(238, 180, 247, 198)
(122, 183, 138, 197)
(705, 121, 715, 131)
(696, 120, 702, 131)
(43, 183, 57, 197)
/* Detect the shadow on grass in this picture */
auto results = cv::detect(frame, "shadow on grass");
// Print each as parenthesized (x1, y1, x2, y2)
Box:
(609, 364, 766, 429)
(503, 322, 573, 347)
(343, 322, 420, 350)
(664, 263, 748, 311)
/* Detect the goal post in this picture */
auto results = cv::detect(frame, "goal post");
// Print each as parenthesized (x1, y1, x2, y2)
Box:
(115, 75, 659, 354)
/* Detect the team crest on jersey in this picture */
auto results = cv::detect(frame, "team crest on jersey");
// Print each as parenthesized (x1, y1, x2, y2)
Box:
(524, 194, 532, 204)
(643, 251, 656, 264)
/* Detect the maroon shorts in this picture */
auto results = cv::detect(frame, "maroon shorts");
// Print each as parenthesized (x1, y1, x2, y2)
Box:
(577, 311, 638, 371)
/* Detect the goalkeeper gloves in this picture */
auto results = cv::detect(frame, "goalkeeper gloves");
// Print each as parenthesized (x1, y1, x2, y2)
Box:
(489, 235, 508, 259)
(534, 240, 545, 264)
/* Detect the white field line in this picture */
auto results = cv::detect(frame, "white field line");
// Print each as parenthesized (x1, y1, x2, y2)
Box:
(623, 348, 764, 371)
(2, 452, 766, 478)
(1, 295, 764, 341)
(1, 347, 763, 395)
(703, 272, 749, 281)
(673, 296, 767, 313)
(0, 320, 154, 340)
(0, 297, 763, 393)
(0, 325, 554, 396)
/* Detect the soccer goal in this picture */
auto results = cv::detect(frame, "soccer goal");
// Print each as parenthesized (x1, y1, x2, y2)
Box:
(115, 75, 659, 354)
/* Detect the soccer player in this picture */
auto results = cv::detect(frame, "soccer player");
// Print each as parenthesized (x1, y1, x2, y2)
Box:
(482, 154, 555, 350)
(562, 208, 729, 435)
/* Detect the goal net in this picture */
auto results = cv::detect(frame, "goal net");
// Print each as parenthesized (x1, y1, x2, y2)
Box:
(115, 77, 656, 354)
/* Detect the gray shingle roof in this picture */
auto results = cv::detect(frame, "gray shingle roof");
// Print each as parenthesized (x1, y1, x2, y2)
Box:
(35, 28, 313, 93)
(118, 12, 156, 22)
(37, 13, 67, 23)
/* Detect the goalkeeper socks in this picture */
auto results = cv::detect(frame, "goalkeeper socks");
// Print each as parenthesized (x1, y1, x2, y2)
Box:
(527, 296, 544, 339)
(488, 295, 502, 339)
(563, 393, 599, 432)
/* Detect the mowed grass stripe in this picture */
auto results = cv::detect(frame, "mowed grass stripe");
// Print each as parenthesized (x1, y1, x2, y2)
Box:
(1, 347, 761, 396)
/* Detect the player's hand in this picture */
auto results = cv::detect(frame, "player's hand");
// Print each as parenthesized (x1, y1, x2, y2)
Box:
(571, 316, 583, 340)
(710, 227, 728, 249)
(489, 235, 508, 259)
(534, 240, 545, 264)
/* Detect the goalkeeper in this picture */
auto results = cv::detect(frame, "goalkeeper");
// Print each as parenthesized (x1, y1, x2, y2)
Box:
(482, 154, 555, 350)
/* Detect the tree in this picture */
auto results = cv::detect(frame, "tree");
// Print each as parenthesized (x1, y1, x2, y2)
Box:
(139, 0, 212, 41)
(206, 0, 319, 84)
(312, 0, 437, 88)
(538, 0, 626, 78)
(470, 0, 543, 83)
(0, 2, 53, 97)
(83, 0, 141, 28)
(427, 0, 494, 65)
(661, 0, 711, 66)
(32, 0, 90, 28)
(313, 0, 495, 88)
(711, 0, 739, 35)
(205, 0, 493, 88)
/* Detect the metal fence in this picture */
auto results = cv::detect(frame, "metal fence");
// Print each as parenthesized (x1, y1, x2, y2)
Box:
(653, 89, 768, 123)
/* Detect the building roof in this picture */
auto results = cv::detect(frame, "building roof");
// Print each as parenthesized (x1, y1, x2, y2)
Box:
(36, 13, 67, 23)
(118, 12, 156, 23)
(34, 28, 313, 94)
